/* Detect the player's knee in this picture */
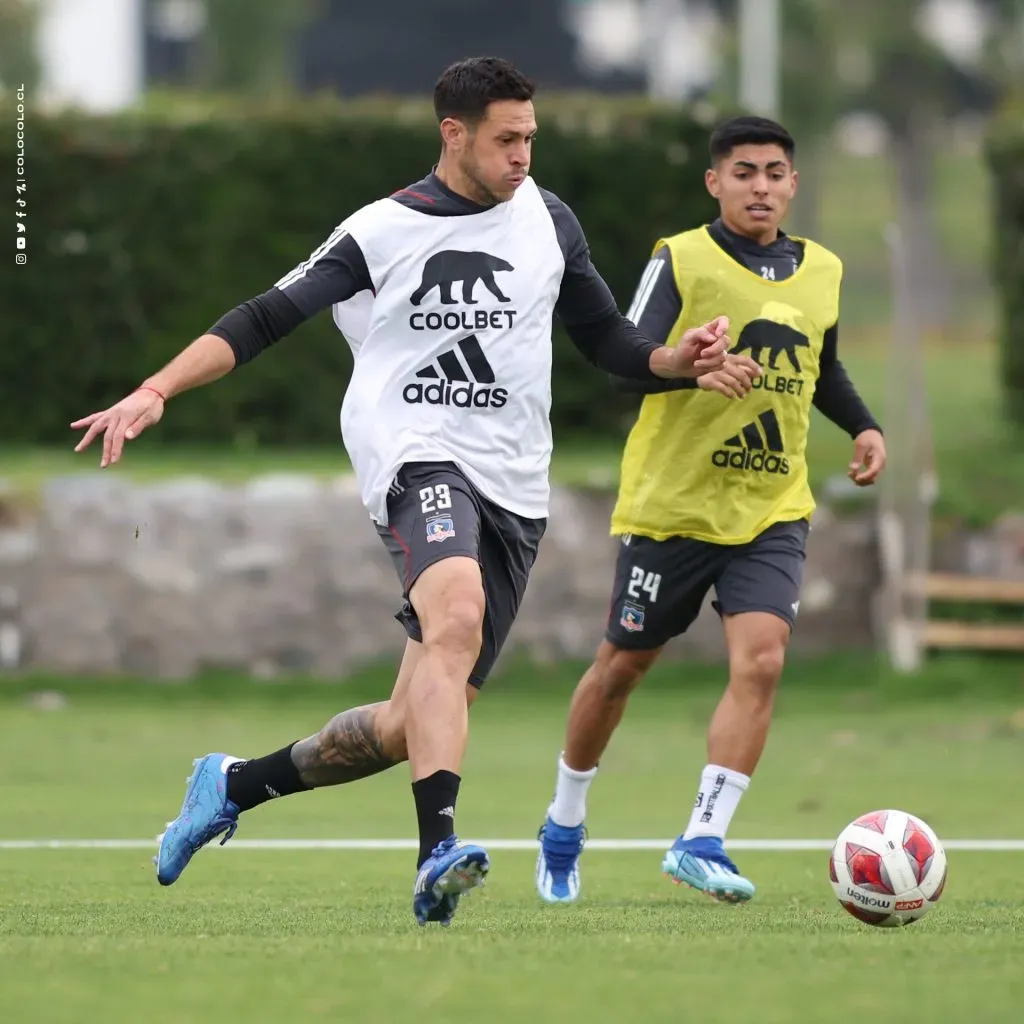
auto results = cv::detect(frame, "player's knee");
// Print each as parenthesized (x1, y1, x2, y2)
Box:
(597, 644, 658, 701)
(431, 598, 485, 654)
(734, 642, 786, 696)
(373, 702, 410, 762)
(422, 592, 485, 658)
(412, 557, 485, 657)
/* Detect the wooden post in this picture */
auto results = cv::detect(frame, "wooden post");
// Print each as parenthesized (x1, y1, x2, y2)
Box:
(879, 223, 937, 672)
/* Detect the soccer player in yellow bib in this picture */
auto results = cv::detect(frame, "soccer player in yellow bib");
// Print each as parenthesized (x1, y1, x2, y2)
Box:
(535, 116, 887, 905)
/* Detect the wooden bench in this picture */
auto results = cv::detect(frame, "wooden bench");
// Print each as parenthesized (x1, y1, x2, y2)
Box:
(904, 572, 1024, 652)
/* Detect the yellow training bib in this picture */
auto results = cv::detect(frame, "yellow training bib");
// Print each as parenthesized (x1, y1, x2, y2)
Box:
(611, 226, 842, 545)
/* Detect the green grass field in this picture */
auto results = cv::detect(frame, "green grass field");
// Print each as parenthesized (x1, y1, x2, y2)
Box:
(2, 654, 1023, 1022)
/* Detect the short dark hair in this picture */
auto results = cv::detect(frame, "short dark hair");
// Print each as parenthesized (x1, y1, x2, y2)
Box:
(433, 57, 535, 125)
(709, 116, 795, 164)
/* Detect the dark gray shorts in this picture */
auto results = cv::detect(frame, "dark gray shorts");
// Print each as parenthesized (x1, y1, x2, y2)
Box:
(376, 461, 546, 687)
(605, 519, 810, 650)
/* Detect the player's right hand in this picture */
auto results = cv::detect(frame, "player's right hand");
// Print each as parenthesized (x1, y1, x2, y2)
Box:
(697, 354, 762, 399)
(71, 387, 166, 468)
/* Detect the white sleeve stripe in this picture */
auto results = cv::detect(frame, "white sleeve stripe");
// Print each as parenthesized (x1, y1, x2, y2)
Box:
(275, 227, 349, 291)
(625, 258, 664, 324)
(624, 261, 657, 321)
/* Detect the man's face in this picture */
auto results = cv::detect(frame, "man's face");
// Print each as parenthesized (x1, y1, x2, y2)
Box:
(705, 143, 798, 241)
(443, 99, 536, 204)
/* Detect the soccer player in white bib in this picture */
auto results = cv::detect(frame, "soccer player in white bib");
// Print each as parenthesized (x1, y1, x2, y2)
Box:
(71, 57, 757, 927)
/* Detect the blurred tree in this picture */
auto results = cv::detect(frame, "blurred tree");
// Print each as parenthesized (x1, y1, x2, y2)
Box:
(201, 0, 312, 96)
(978, 0, 1024, 95)
(776, 0, 841, 241)
(0, 0, 41, 93)
(712, 0, 1023, 330)
(704, 0, 842, 239)
(832, 0, 1023, 329)
(835, 0, 958, 329)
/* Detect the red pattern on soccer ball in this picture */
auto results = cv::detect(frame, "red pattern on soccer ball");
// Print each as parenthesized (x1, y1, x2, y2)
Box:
(829, 853, 838, 883)
(902, 818, 935, 883)
(853, 810, 889, 834)
(845, 842, 895, 894)
(931, 863, 948, 902)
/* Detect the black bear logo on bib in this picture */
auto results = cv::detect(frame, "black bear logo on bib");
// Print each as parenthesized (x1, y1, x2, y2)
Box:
(731, 301, 810, 373)
(411, 250, 514, 306)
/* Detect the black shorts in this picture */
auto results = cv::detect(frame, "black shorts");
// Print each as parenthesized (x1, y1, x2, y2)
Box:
(376, 462, 546, 687)
(605, 519, 810, 650)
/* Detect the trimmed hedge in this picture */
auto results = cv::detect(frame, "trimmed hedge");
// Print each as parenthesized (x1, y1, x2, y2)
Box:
(986, 106, 1024, 429)
(1, 96, 719, 446)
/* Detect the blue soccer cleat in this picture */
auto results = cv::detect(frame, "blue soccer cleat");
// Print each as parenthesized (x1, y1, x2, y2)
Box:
(661, 835, 756, 904)
(413, 836, 490, 926)
(154, 753, 242, 886)
(535, 817, 586, 904)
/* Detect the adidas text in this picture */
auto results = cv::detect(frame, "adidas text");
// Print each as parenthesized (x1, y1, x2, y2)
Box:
(714, 411, 788, 474)
(711, 449, 790, 475)
(403, 381, 508, 409)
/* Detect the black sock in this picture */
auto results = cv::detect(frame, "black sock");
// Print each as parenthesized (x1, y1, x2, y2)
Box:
(412, 770, 461, 868)
(225, 743, 311, 813)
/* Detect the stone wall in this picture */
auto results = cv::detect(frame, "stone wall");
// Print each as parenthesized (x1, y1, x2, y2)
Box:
(0, 474, 883, 679)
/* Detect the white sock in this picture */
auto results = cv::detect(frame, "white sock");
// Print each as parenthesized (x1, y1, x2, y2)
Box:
(547, 754, 597, 827)
(683, 764, 750, 841)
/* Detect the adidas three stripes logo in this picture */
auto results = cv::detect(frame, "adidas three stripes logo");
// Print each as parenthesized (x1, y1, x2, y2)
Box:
(711, 410, 791, 475)
(414, 334, 495, 384)
(724, 409, 784, 453)
(401, 334, 509, 409)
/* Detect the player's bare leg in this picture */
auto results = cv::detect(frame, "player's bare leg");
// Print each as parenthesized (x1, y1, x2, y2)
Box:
(403, 555, 491, 925)
(404, 556, 482, 781)
(662, 611, 789, 903)
(708, 612, 788, 776)
(561, 641, 663, 772)
(536, 641, 661, 903)
(287, 642, 481, 788)
(154, 638, 479, 890)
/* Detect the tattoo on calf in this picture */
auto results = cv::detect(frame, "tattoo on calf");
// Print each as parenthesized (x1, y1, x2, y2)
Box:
(290, 703, 398, 787)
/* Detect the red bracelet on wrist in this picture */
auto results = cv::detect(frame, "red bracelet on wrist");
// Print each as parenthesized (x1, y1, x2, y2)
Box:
(136, 385, 166, 402)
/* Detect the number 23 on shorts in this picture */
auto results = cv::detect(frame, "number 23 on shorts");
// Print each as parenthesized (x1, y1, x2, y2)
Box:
(419, 484, 452, 515)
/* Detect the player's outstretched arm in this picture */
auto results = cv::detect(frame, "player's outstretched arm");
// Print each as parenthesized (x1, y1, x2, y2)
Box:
(70, 334, 237, 469)
(550, 220, 735, 381)
(610, 243, 759, 395)
(72, 221, 375, 468)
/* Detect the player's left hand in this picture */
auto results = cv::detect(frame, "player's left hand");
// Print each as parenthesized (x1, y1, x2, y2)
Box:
(671, 315, 731, 376)
(697, 354, 762, 399)
(848, 429, 886, 486)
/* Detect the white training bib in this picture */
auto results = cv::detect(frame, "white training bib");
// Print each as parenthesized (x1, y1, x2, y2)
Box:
(335, 178, 565, 525)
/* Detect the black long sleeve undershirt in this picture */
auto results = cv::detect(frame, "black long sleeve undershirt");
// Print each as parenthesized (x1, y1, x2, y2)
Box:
(813, 326, 881, 438)
(210, 178, 665, 382)
(564, 313, 661, 379)
(612, 324, 880, 438)
(209, 287, 307, 365)
(614, 222, 882, 438)
(211, 275, 662, 383)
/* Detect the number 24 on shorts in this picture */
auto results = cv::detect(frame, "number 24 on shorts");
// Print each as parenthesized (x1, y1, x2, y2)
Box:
(628, 567, 662, 603)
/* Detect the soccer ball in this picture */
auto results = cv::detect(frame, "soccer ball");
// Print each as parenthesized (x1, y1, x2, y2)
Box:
(829, 809, 947, 927)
